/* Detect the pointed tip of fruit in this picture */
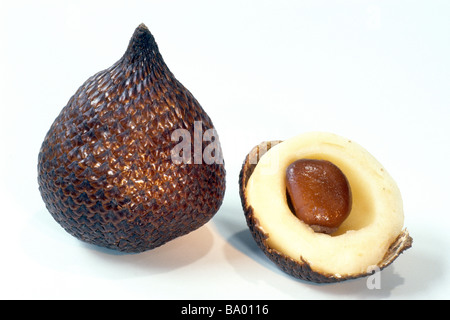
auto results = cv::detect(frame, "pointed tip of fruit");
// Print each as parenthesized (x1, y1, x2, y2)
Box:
(123, 23, 159, 64)
(130, 23, 155, 48)
(137, 23, 149, 31)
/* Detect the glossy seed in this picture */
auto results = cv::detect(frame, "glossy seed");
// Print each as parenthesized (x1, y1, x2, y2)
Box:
(286, 159, 352, 234)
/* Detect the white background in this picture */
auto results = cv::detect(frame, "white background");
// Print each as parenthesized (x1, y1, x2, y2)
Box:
(1, 0, 449, 299)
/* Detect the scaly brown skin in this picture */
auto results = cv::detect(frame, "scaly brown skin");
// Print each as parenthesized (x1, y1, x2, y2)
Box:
(239, 140, 412, 283)
(38, 24, 226, 253)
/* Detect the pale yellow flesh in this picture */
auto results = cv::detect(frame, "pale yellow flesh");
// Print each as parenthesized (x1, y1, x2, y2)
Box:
(246, 132, 404, 276)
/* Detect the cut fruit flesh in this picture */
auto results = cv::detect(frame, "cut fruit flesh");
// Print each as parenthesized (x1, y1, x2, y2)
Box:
(240, 132, 412, 282)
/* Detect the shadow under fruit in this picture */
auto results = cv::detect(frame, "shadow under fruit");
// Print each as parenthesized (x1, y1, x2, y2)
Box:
(37, 24, 226, 253)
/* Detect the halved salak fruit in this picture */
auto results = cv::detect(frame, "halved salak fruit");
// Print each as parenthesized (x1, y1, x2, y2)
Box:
(239, 132, 412, 283)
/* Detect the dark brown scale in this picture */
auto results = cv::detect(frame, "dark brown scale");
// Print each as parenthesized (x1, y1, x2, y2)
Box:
(38, 24, 226, 252)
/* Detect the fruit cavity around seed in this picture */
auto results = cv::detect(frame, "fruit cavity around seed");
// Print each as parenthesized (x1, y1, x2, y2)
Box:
(286, 159, 352, 234)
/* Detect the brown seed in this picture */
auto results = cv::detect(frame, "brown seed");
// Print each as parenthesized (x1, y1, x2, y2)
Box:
(285, 159, 352, 234)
